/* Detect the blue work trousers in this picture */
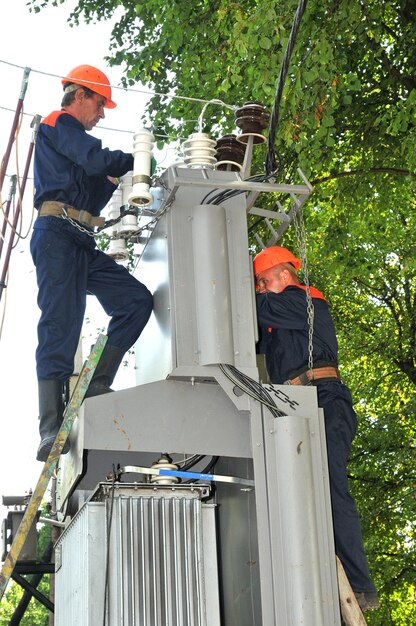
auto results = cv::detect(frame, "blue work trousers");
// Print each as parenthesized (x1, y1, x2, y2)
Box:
(30, 217, 153, 380)
(318, 382, 377, 594)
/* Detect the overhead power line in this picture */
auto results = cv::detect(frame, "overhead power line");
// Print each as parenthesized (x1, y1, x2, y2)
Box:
(0, 58, 236, 110)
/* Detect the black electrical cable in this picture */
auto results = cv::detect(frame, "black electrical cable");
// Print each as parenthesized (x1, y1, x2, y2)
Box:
(265, 0, 309, 175)
(201, 455, 219, 475)
(205, 171, 279, 206)
(180, 454, 206, 471)
(103, 466, 117, 626)
(200, 186, 223, 204)
(182, 455, 220, 484)
(228, 365, 285, 417)
(219, 363, 287, 418)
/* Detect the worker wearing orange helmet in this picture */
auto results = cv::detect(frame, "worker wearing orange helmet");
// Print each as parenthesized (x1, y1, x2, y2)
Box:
(254, 246, 378, 613)
(30, 65, 153, 462)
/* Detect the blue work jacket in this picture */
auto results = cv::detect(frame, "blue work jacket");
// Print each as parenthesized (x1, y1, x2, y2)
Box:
(256, 284, 339, 384)
(34, 110, 133, 215)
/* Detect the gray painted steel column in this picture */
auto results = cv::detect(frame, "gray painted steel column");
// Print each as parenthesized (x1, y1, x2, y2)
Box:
(275, 416, 324, 624)
(191, 204, 234, 365)
(259, 399, 341, 626)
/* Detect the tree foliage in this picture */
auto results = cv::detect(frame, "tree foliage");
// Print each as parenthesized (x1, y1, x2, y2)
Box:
(0, 515, 52, 625)
(27, 0, 416, 623)
(0, 578, 50, 625)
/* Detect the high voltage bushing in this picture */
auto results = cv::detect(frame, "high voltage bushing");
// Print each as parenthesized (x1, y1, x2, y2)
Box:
(150, 455, 180, 485)
(235, 101, 270, 144)
(215, 134, 246, 172)
(182, 132, 217, 169)
(128, 128, 155, 206)
(106, 188, 129, 262)
(118, 171, 141, 237)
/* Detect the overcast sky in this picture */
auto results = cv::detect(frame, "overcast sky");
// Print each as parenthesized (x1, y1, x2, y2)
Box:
(0, 0, 152, 520)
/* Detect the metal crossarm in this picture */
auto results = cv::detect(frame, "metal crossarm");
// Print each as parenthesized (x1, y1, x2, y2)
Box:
(0, 334, 107, 600)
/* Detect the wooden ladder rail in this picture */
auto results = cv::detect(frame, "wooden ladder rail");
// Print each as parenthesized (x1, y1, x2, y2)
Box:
(337, 556, 368, 626)
(0, 334, 107, 600)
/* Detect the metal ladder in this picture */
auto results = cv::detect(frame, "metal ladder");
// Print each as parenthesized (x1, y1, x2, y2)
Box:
(0, 334, 107, 601)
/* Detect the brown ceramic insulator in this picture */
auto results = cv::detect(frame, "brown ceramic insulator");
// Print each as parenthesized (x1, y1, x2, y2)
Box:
(215, 134, 246, 171)
(235, 101, 270, 144)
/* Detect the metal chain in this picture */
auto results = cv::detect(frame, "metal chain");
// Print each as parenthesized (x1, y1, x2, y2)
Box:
(60, 207, 146, 238)
(60, 213, 99, 238)
(60, 193, 173, 243)
(263, 385, 300, 412)
(96, 208, 140, 233)
(293, 208, 315, 373)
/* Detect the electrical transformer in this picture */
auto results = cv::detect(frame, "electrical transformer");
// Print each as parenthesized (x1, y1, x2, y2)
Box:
(55, 125, 341, 626)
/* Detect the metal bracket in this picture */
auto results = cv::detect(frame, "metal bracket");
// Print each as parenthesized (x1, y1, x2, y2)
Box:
(119, 465, 255, 487)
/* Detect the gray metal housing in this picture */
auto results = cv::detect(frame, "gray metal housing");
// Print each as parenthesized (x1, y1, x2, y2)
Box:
(55, 484, 219, 626)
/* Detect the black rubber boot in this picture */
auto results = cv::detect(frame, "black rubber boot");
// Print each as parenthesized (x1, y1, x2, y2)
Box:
(84, 343, 125, 399)
(354, 591, 380, 612)
(36, 380, 69, 462)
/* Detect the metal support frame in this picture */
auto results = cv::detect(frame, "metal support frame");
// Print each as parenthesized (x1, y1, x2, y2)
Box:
(13, 563, 55, 575)
(11, 572, 54, 613)
(143, 164, 313, 254)
(160, 165, 312, 207)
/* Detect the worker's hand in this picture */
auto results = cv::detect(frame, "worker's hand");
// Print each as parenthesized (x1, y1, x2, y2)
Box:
(107, 176, 119, 186)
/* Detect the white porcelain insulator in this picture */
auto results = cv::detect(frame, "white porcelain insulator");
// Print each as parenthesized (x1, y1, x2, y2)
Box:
(106, 188, 123, 236)
(107, 238, 129, 261)
(120, 171, 133, 206)
(128, 129, 154, 207)
(118, 171, 139, 236)
(150, 458, 179, 485)
(119, 214, 140, 237)
(182, 132, 217, 169)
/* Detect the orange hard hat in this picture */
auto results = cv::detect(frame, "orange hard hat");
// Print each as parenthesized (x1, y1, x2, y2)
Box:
(61, 65, 116, 108)
(253, 246, 301, 275)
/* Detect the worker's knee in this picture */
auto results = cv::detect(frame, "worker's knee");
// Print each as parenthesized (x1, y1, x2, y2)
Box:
(131, 280, 153, 318)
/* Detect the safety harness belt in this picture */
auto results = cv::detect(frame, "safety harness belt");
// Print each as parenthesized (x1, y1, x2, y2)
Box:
(284, 364, 340, 386)
(39, 201, 105, 228)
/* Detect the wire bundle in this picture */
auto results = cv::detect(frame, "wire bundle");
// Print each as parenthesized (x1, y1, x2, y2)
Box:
(200, 171, 279, 206)
(219, 363, 287, 418)
(265, 0, 309, 175)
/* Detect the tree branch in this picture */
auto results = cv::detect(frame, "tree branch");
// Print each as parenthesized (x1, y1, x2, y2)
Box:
(312, 167, 416, 186)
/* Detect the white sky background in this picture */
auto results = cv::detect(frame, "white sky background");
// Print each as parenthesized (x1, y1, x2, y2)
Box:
(0, 0, 160, 519)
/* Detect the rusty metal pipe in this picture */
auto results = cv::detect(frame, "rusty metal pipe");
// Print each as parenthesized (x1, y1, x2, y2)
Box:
(0, 67, 31, 191)
(0, 115, 40, 302)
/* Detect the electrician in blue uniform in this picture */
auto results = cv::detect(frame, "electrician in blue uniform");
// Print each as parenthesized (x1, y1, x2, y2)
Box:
(254, 246, 379, 613)
(31, 65, 153, 462)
